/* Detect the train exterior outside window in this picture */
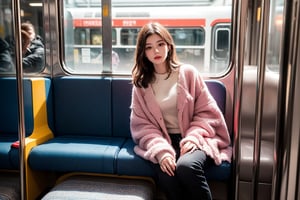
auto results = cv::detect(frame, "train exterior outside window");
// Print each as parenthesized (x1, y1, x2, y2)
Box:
(62, 0, 232, 75)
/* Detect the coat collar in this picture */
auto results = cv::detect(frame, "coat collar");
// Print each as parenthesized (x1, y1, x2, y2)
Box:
(142, 74, 193, 135)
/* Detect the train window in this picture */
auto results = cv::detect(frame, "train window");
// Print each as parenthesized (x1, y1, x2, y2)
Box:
(120, 28, 205, 46)
(266, 0, 284, 72)
(0, 1, 45, 75)
(62, 0, 232, 75)
(0, 2, 14, 74)
(169, 28, 205, 46)
(121, 29, 139, 45)
(215, 28, 230, 52)
(20, 2, 45, 74)
(210, 24, 231, 73)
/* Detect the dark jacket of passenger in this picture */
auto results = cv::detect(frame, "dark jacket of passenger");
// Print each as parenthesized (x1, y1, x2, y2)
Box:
(23, 36, 45, 73)
(0, 38, 14, 72)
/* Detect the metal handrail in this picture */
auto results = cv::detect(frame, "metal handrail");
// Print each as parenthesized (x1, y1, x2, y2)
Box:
(102, 0, 112, 73)
(12, 0, 26, 199)
(275, 0, 300, 199)
(232, 0, 249, 199)
(253, 0, 270, 199)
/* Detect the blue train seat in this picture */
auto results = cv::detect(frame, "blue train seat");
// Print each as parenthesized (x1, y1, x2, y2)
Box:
(0, 78, 34, 170)
(29, 77, 231, 176)
(29, 77, 126, 174)
(28, 77, 232, 199)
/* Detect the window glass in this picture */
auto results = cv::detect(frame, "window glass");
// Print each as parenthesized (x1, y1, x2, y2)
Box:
(210, 24, 230, 73)
(120, 29, 139, 45)
(0, 1, 45, 74)
(215, 28, 230, 52)
(266, 0, 284, 72)
(63, 0, 232, 75)
(169, 28, 205, 46)
(0, 2, 14, 74)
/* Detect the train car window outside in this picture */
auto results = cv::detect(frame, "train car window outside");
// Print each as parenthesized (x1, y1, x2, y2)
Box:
(0, 1, 45, 75)
(215, 28, 230, 53)
(112, 29, 117, 45)
(266, 0, 284, 72)
(62, 0, 232, 75)
(210, 24, 230, 73)
(0, 2, 15, 74)
(169, 28, 205, 46)
(21, 2, 45, 74)
(120, 29, 139, 45)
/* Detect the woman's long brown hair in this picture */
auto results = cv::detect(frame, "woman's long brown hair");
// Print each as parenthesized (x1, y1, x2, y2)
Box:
(132, 22, 181, 88)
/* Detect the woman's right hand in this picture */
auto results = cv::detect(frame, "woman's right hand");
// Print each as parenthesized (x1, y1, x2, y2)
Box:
(160, 156, 176, 176)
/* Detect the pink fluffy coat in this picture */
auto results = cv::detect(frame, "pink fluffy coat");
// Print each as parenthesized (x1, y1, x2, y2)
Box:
(130, 64, 232, 165)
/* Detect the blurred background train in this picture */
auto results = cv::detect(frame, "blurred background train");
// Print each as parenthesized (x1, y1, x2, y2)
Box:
(1, 0, 300, 199)
(63, 1, 231, 73)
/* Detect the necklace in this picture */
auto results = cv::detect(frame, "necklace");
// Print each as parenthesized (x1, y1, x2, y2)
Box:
(154, 70, 172, 81)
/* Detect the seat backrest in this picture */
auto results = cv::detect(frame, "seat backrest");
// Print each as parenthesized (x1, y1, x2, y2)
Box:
(52, 77, 112, 137)
(205, 80, 226, 115)
(111, 79, 227, 138)
(0, 78, 33, 136)
(112, 78, 132, 137)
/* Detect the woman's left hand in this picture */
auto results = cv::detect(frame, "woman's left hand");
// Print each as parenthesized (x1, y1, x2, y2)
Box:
(180, 141, 197, 156)
(160, 156, 176, 176)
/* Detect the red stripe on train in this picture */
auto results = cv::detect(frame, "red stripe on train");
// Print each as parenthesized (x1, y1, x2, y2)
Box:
(210, 18, 231, 26)
(73, 18, 207, 27)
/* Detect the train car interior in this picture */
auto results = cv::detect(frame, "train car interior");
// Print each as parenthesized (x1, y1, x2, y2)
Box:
(1, 0, 300, 200)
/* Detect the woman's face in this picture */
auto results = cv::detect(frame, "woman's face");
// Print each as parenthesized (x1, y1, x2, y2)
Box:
(144, 34, 169, 68)
(27, 27, 35, 41)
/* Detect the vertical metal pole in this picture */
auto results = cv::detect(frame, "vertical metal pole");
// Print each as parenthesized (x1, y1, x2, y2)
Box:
(12, 0, 26, 199)
(102, 0, 112, 73)
(277, 0, 300, 199)
(252, 0, 270, 199)
(232, 0, 248, 199)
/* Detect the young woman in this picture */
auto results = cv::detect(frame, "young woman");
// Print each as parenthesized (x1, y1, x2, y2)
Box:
(130, 22, 232, 200)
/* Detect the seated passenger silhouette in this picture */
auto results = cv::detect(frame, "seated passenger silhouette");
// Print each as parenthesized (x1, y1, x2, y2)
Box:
(0, 37, 14, 73)
(21, 22, 45, 73)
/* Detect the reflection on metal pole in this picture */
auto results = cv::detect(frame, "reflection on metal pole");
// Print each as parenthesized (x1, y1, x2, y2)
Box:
(232, 0, 248, 199)
(102, 0, 112, 73)
(277, 0, 300, 199)
(253, 0, 270, 199)
(12, 0, 26, 199)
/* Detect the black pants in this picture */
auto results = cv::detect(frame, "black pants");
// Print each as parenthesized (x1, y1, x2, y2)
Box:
(152, 134, 212, 200)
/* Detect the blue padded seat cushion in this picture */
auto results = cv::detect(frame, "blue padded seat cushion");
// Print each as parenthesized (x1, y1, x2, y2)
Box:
(116, 139, 231, 181)
(0, 136, 18, 169)
(205, 161, 231, 181)
(116, 139, 155, 177)
(28, 136, 126, 174)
